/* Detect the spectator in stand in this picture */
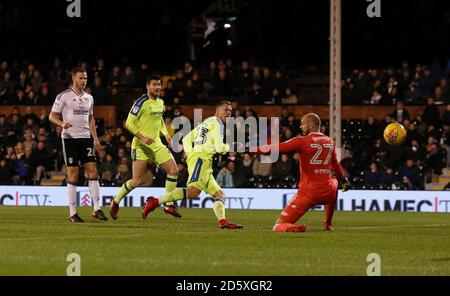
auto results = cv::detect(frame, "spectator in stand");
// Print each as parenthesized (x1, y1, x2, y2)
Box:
(16, 90, 31, 105)
(135, 63, 150, 86)
(404, 79, 421, 104)
(264, 88, 281, 105)
(439, 78, 450, 102)
(400, 176, 415, 190)
(399, 159, 423, 189)
(279, 106, 290, 128)
(340, 149, 356, 177)
(184, 79, 199, 104)
(280, 128, 294, 143)
(212, 69, 231, 97)
(39, 83, 51, 105)
(115, 164, 132, 186)
(216, 163, 233, 188)
(380, 166, 398, 188)
(364, 162, 383, 186)
(91, 77, 108, 105)
(442, 104, 450, 126)
(286, 113, 301, 135)
(34, 141, 51, 183)
(120, 66, 136, 86)
(108, 66, 121, 87)
(49, 57, 66, 81)
(422, 97, 441, 127)
(0, 72, 17, 102)
(370, 89, 383, 105)
(363, 116, 379, 145)
(22, 118, 39, 136)
(233, 152, 253, 188)
(272, 154, 293, 181)
(425, 142, 446, 176)
(392, 100, 410, 124)
(31, 69, 43, 93)
(249, 83, 264, 104)
(101, 153, 118, 178)
(419, 67, 434, 99)
(0, 159, 14, 185)
(238, 61, 252, 91)
(281, 87, 299, 105)
(173, 69, 186, 91)
(260, 67, 273, 100)
(405, 139, 426, 162)
(93, 58, 107, 84)
(252, 155, 272, 178)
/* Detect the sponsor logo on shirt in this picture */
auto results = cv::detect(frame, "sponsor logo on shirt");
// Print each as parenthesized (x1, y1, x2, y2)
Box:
(314, 169, 331, 174)
(73, 109, 89, 115)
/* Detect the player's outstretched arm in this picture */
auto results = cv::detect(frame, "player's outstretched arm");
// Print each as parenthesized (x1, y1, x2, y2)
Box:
(254, 137, 302, 154)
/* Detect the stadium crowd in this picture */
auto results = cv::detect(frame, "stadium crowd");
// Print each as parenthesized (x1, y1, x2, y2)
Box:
(0, 57, 298, 106)
(1, 58, 450, 190)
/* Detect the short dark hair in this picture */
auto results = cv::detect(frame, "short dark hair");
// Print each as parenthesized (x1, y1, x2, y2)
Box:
(216, 100, 231, 108)
(71, 67, 86, 76)
(146, 74, 161, 84)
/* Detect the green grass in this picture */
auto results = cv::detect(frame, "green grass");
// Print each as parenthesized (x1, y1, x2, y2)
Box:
(0, 206, 449, 276)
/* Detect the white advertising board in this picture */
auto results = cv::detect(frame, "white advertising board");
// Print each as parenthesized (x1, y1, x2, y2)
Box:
(0, 186, 449, 212)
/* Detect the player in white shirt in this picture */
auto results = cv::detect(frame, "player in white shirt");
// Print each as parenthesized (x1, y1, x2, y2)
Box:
(49, 67, 107, 222)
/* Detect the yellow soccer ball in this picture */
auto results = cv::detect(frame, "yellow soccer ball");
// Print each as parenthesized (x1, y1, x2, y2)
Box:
(383, 122, 407, 146)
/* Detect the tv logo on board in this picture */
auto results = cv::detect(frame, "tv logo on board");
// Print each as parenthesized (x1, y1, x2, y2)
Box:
(77, 191, 92, 206)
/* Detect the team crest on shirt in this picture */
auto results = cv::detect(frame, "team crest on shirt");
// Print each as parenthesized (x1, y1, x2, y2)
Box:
(68, 157, 74, 164)
(132, 106, 140, 114)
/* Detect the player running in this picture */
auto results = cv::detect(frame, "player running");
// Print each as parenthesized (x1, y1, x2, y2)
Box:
(49, 67, 108, 222)
(255, 113, 349, 232)
(109, 74, 181, 220)
(141, 100, 243, 229)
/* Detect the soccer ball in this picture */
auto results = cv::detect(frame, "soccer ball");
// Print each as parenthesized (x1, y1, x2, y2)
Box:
(383, 122, 407, 146)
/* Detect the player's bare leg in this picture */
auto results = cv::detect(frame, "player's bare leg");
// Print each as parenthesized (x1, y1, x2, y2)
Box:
(142, 186, 194, 219)
(159, 158, 182, 218)
(66, 166, 84, 222)
(212, 189, 243, 229)
(110, 160, 147, 220)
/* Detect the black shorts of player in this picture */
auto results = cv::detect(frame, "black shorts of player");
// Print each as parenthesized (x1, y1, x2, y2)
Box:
(62, 138, 97, 167)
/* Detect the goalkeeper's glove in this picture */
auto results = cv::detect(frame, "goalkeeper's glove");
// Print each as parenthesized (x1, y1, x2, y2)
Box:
(340, 177, 351, 192)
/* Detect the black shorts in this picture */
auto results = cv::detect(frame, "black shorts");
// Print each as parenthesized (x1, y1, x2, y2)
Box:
(62, 138, 97, 167)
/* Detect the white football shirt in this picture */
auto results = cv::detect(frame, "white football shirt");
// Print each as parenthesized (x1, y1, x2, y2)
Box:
(51, 88, 94, 139)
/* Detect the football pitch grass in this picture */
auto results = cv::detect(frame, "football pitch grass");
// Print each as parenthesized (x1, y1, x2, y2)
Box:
(0, 206, 449, 276)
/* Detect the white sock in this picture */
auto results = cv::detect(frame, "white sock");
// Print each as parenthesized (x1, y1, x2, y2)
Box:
(68, 183, 77, 216)
(89, 180, 100, 211)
